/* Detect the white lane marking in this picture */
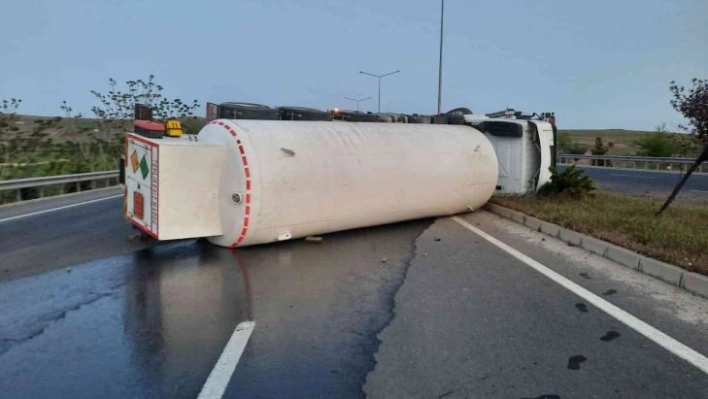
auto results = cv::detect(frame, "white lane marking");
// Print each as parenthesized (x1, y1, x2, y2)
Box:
(610, 174, 655, 179)
(0, 194, 123, 224)
(451, 216, 708, 375)
(198, 321, 256, 399)
(691, 190, 708, 194)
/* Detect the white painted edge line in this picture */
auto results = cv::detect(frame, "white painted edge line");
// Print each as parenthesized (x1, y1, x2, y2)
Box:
(197, 321, 256, 399)
(451, 216, 708, 375)
(0, 194, 124, 224)
(0, 186, 122, 210)
(691, 190, 708, 194)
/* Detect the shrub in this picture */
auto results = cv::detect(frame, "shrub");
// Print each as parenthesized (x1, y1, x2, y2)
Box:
(557, 132, 573, 153)
(538, 165, 595, 199)
(566, 143, 589, 155)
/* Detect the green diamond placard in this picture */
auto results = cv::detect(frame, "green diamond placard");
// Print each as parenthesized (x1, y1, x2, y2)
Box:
(139, 155, 149, 179)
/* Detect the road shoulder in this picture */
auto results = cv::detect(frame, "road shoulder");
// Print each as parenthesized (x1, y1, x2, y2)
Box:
(364, 211, 708, 398)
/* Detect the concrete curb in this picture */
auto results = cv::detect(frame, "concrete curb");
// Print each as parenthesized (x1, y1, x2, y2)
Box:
(482, 202, 708, 300)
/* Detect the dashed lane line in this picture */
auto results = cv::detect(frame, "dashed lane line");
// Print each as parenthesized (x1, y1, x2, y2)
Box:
(197, 321, 256, 399)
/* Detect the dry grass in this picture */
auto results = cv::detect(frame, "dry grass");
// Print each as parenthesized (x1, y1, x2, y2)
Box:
(560, 129, 691, 156)
(562, 129, 653, 156)
(492, 192, 708, 276)
(5, 114, 207, 142)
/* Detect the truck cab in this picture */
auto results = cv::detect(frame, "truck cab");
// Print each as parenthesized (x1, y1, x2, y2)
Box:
(462, 110, 556, 195)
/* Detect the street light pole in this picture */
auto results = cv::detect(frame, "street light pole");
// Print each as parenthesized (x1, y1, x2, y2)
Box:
(437, 0, 444, 115)
(359, 70, 400, 113)
(344, 96, 372, 112)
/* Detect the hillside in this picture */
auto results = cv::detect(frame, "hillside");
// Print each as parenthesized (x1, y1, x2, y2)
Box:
(1, 114, 206, 142)
(2, 114, 680, 157)
(559, 129, 688, 156)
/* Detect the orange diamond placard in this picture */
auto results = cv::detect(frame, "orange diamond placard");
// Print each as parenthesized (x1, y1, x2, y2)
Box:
(130, 150, 140, 173)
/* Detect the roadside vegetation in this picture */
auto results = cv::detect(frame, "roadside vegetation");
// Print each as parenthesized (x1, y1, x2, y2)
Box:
(656, 78, 708, 215)
(558, 127, 701, 158)
(0, 75, 204, 204)
(502, 78, 708, 274)
(492, 192, 708, 276)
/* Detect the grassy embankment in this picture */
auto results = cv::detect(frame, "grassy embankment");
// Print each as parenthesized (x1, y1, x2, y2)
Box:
(0, 114, 206, 203)
(559, 129, 656, 155)
(0, 114, 206, 179)
(493, 192, 708, 276)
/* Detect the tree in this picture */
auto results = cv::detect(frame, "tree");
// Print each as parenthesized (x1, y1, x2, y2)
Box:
(0, 99, 24, 179)
(671, 131, 700, 158)
(59, 75, 203, 172)
(656, 78, 708, 216)
(85, 74, 201, 135)
(591, 137, 613, 166)
(635, 124, 679, 158)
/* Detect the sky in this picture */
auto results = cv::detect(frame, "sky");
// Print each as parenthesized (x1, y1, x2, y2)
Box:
(1, 0, 706, 130)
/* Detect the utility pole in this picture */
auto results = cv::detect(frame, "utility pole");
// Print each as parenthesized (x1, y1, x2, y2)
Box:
(359, 70, 400, 113)
(344, 96, 372, 112)
(437, 0, 445, 115)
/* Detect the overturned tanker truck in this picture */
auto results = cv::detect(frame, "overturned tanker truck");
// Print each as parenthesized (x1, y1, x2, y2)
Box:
(121, 102, 556, 248)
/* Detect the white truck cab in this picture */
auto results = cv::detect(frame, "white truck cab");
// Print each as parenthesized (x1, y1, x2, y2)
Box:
(463, 110, 556, 195)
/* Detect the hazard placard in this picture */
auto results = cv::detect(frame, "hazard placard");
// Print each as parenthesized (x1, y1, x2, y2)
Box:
(139, 155, 149, 179)
(130, 150, 139, 173)
(125, 133, 159, 237)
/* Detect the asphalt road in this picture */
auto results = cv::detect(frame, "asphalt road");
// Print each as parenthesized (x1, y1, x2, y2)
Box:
(561, 165, 708, 201)
(1, 191, 707, 398)
(0, 187, 155, 281)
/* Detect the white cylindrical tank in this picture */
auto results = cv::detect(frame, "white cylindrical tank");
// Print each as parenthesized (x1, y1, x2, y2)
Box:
(197, 119, 498, 248)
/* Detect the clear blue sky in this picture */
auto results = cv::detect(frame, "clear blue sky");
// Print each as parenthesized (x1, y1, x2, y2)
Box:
(1, 0, 706, 130)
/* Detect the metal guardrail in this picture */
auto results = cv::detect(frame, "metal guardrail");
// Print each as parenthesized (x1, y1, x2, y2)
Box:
(0, 170, 120, 203)
(558, 154, 707, 173)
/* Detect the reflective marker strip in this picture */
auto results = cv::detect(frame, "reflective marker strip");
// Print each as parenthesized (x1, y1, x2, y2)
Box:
(211, 121, 252, 247)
